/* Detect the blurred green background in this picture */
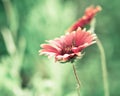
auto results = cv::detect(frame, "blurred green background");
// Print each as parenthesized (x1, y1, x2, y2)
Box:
(0, 0, 120, 96)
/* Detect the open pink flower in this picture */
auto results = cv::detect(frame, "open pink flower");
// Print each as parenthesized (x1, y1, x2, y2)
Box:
(67, 6, 102, 33)
(39, 27, 97, 62)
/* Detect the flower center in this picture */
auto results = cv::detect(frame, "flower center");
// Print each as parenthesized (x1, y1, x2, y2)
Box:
(61, 46, 73, 55)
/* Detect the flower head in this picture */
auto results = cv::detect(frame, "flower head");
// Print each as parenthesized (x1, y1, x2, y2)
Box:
(39, 27, 97, 62)
(67, 6, 102, 33)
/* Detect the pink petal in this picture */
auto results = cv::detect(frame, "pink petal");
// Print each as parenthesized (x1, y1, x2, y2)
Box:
(78, 31, 90, 46)
(40, 44, 60, 54)
(63, 32, 75, 46)
(84, 34, 96, 44)
(47, 38, 63, 49)
(67, 6, 102, 33)
(56, 54, 76, 62)
(72, 47, 79, 53)
(75, 28, 86, 46)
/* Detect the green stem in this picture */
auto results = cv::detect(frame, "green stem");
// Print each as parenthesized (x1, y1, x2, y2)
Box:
(72, 64, 81, 96)
(90, 18, 110, 96)
(96, 38, 110, 96)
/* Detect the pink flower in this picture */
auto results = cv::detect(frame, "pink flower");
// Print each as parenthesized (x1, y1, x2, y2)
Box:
(67, 6, 102, 33)
(39, 27, 97, 62)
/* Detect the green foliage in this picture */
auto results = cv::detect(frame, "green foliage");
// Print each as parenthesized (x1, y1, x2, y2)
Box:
(0, 0, 120, 96)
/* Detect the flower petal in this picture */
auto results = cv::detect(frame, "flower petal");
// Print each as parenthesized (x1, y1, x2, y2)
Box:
(40, 44, 60, 54)
(75, 27, 86, 46)
(67, 6, 101, 32)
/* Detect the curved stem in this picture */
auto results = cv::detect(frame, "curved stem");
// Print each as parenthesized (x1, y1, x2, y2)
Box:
(72, 64, 81, 96)
(90, 18, 110, 96)
(96, 38, 110, 96)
